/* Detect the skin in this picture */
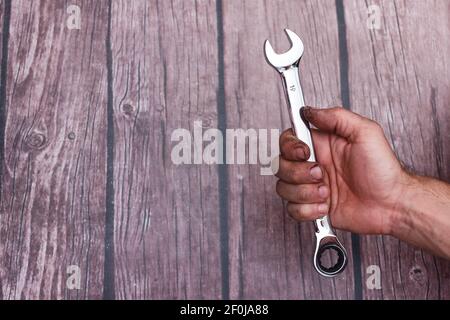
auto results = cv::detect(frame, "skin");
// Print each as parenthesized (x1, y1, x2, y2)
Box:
(276, 106, 450, 259)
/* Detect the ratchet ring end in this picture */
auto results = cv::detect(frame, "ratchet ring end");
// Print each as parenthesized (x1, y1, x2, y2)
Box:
(314, 241, 348, 277)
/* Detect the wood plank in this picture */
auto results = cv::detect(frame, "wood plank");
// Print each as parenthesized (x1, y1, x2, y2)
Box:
(0, 0, 8, 205)
(344, 0, 450, 299)
(222, 0, 356, 299)
(109, 0, 222, 299)
(0, 0, 7, 299)
(0, 0, 109, 299)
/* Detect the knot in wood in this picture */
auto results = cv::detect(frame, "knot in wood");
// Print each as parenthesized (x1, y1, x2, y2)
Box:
(24, 132, 46, 150)
(409, 265, 426, 285)
(68, 132, 76, 140)
(203, 119, 211, 127)
(122, 103, 135, 116)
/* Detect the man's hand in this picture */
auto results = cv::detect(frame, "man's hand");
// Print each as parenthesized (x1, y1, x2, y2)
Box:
(276, 106, 410, 235)
(276, 106, 450, 259)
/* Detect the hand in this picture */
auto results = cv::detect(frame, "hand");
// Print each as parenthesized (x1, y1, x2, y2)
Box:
(276, 106, 410, 235)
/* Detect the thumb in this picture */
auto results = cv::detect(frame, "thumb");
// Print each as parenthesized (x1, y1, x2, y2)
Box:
(302, 106, 370, 141)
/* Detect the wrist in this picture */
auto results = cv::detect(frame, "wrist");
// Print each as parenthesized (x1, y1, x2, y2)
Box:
(388, 172, 420, 238)
(389, 172, 450, 258)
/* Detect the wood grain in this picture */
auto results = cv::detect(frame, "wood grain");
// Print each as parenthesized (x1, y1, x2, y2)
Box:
(109, 0, 222, 299)
(0, 0, 7, 299)
(0, 0, 448, 300)
(0, 0, 108, 299)
(222, 0, 355, 299)
(344, 0, 450, 299)
(0, 1, 7, 210)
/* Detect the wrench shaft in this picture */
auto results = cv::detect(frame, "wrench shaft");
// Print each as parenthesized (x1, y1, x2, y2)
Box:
(280, 66, 333, 236)
(280, 67, 316, 161)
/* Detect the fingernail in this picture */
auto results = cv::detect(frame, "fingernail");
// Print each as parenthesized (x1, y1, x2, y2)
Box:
(318, 185, 329, 198)
(295, 147, 307, 159)
(302, 106, 314, 119)
(310, 165, 322, 180)
(318, 203, 329, 214)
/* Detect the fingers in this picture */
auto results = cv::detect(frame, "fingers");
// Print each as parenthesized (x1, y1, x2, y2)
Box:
(276, 158, 323, 184)
(279, 129, 310, 161)
(286, 202, 329, 221)
(278, 120, 331, 223)
(302, 106, 371, 142)
(276, 180, 329, 204)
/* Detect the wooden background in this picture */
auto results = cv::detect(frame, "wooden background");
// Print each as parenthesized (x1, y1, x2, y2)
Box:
(0, 0, 449, 299)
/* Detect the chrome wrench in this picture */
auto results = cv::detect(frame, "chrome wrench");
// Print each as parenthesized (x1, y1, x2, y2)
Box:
(264, 29, 347, 277)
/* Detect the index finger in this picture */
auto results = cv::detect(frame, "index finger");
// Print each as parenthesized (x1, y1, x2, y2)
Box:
(280, 128, 310, 161)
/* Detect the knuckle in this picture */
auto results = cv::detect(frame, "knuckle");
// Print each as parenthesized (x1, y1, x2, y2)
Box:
(371, 120, 384, 133)
(287, 203, 313, 221)
(298, 145, 310, 160)
(282, 138, 302, 156)
(279, 129, 293, 145)
(271, 155, 281, 176)
(279, 141, 291, 156)
(274, 157, 283, 178)
(290, 167, 303, 184)
(365, 119, 384, 134)
(279, 147, 290, 159)
(275, 180, 283, 196)
(279, 136, 286, 150)
(298, 185, 313, 201)
(286, 203, 302, 219)
(331, 106, 345, 114)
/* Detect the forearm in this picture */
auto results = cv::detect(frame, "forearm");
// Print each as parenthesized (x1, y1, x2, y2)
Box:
(392, 174, 450, 259)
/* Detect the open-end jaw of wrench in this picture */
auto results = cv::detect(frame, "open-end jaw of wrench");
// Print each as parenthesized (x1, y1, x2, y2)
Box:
(264, 29, 348, 277)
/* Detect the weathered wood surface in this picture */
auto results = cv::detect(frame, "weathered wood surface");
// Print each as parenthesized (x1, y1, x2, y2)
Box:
(344, 0, 450, 299)
(109, 0, 222, 299)
(0, 0, 448, 299)
(0, 0, 108, 299)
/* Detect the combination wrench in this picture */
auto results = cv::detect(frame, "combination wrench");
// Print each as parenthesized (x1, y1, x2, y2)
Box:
(264, 29, 347, 277)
